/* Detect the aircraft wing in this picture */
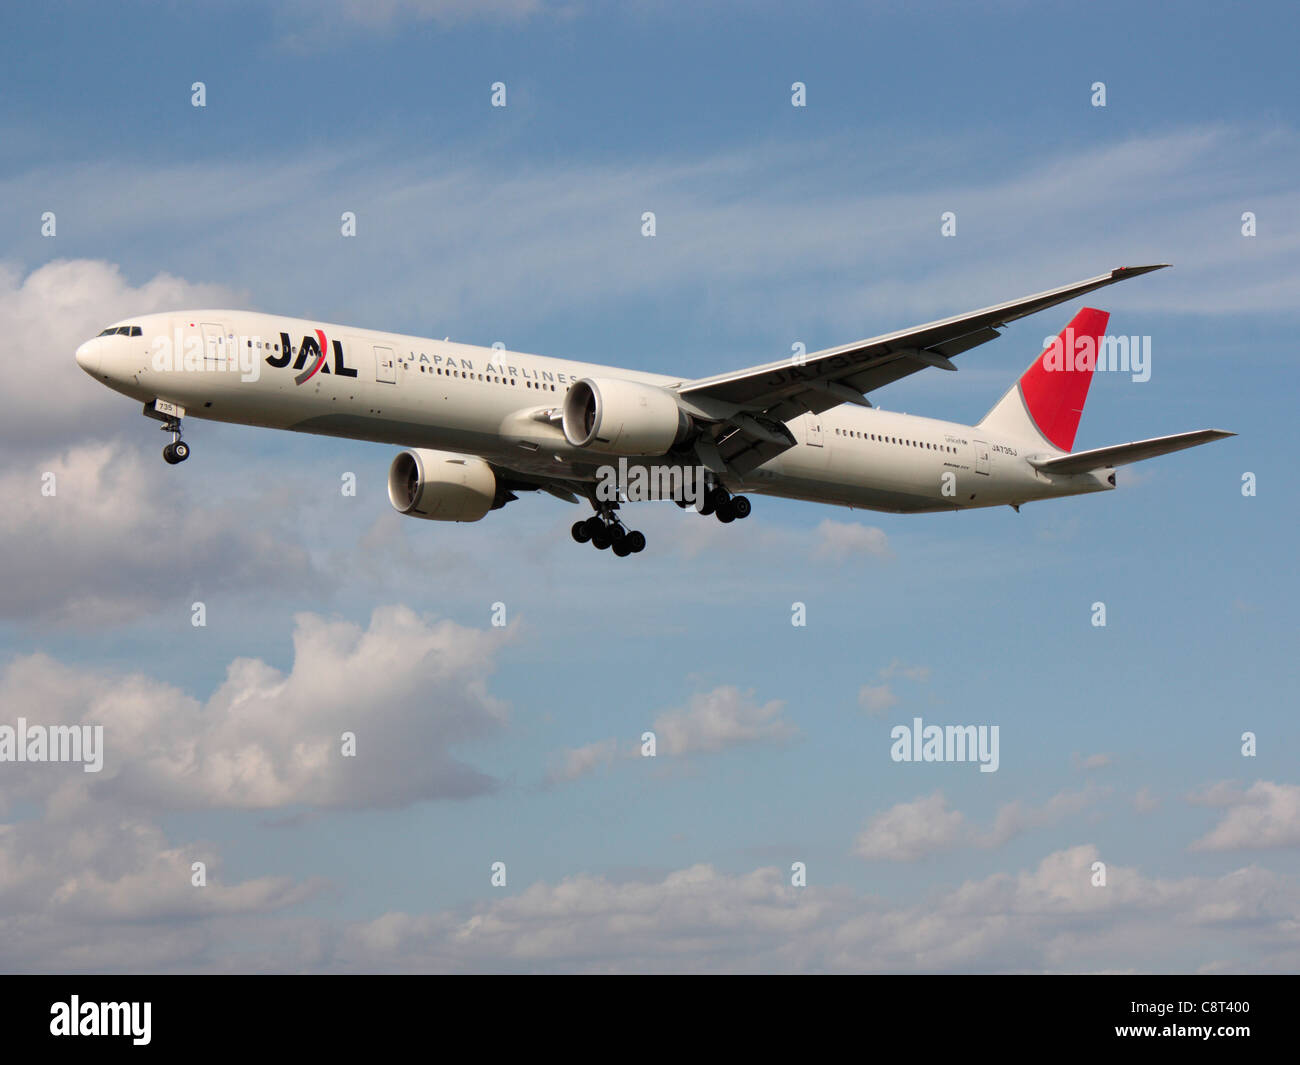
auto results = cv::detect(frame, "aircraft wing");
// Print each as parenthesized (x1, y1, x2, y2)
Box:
(674, 265, 1169, 475)
(1028, 430, 1235, 474)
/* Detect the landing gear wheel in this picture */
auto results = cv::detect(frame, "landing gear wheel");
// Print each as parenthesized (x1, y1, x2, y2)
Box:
(609, 524, 627, 545)
(627, 531, 646, 553)
(716, 501, 736, 523)
(731, 495, 751, 519)
(163, 442, 183, 465)
(572, 520, 592, 543)
(696, 493, 716, 516)
(591, 527, 612, 550)
(613, 539, 632, 557)
(172, 441, 189, 462)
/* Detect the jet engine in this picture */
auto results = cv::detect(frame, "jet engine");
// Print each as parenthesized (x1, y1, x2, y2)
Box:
(387, 448, 498, 522)
(561, 377, 693, 456)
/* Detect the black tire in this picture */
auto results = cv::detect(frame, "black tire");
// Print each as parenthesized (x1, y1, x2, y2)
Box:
(627, 531, 646, 553)
(583, 517, 604, 538)
(609, 523, 627, 544)
(732, 495, 751, 519)
(163, 443, 179, 465)
(696, 493, 716, 516)
(612, 539, 632, 557)
(572, 520, 592, 543)
(592, 528, 612, 550)
(716, 502, 736, 523)
(173, 441, 190, 462)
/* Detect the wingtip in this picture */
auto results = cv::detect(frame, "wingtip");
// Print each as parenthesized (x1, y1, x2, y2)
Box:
(1112, 263, 1171, 277)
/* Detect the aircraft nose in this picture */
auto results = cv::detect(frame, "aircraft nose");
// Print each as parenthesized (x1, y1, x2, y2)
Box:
(75, 338, 102, 375)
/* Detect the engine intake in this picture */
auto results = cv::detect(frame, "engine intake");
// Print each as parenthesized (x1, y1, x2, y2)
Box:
(387, 448, 497, 522)
(561, 377, 693, 456)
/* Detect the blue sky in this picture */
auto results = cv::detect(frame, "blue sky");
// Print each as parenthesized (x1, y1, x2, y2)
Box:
(0, 0, 1296, 972)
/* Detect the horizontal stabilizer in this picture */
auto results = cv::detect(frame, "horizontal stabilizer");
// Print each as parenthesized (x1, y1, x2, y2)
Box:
(1029, 430, 1235, 474)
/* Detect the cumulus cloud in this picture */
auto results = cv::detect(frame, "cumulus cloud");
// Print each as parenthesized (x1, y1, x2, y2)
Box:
(854, 786, 1107, 861)
(544, 739, 620, 785)
(979, 787, 1104, 849)
(253, 846, 1300, 973)
(652, 686, 796, 756)
(859, 658, 929, 716)
(853, 792, 967, 861)
(811, 519, 891, 562)
(857, 684, 898, 716)
(0, 442, 318, 626)
(0, 605, 509, 811)
(1189, 782, 1300, 852)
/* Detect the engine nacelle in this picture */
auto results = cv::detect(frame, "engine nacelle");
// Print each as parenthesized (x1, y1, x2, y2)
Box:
(562, 376, 692, 456)
(387, 448, 497, 522)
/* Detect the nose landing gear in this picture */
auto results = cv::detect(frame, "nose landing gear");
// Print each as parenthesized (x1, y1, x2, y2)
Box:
(160, 416, 190, 464)
(145, 402, 191, 465)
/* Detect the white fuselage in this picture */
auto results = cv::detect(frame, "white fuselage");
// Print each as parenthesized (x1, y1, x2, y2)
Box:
(76, 311, 1112, 513)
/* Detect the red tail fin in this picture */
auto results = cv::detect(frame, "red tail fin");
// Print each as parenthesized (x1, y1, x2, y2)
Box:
(978, 307, 1110, 451)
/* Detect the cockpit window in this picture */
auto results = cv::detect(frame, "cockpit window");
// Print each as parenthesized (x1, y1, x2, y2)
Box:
(131, 326, 142, 336)
(98, 325, 142, 337)
(98, 328, 116, 336)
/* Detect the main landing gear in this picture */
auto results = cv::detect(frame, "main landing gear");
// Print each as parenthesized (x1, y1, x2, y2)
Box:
(571, 504, 646, 557)
(159, 415, 189, 464)
(570, 483, 752, 555)
(676, 485, 751, 524)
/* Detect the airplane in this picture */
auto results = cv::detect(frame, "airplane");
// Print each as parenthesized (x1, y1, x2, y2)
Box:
(74, 264, 1232, 556)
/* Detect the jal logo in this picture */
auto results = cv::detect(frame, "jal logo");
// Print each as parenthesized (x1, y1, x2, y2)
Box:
(266, 330, 358, 384)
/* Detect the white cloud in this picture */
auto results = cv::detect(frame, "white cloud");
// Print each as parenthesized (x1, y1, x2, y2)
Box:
(978, 787, 1104, 849)
(812, 519, 891, 562)
(859, 658, 928, 716)
(653, 686, 796, 756)
(1190, 781, 1300, 852)
(853, 791, 967, 861)
(545, 739, 620, 785)
(854, 786, 1108, 861)
(0, 442, 318, 626)
(0, 605, 510, 811)
(271, 845, 1300, 973)
(857, 684, 898, 716)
